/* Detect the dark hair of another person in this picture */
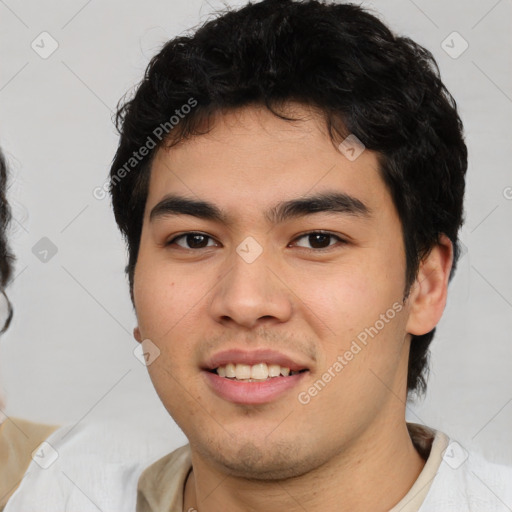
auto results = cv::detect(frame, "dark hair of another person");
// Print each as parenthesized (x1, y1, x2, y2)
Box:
(0, 149, 15, 333)
(108, 0, 467, 397)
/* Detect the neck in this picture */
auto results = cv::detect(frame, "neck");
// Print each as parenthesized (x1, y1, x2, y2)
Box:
(184, 419, 426, 512)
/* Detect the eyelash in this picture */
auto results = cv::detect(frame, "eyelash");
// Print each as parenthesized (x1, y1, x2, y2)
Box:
(165, 231, 347, 252)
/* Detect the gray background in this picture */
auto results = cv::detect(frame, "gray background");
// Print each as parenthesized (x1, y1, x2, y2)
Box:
(0, 0, 511, 463)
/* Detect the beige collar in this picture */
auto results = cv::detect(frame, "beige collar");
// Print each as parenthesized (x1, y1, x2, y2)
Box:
(136, 422, 448, 512)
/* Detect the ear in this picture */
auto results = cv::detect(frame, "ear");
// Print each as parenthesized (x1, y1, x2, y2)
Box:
(133, 326, 143, 343)
(405, 234, 453, 336)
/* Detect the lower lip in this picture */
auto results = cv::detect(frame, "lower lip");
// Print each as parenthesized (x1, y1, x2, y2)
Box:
(203, 371, 307, 405)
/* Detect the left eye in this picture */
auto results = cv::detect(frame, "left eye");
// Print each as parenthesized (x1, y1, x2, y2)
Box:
(291, 232, 345, 250)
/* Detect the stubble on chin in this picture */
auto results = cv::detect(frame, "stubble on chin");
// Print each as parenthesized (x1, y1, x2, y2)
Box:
(193, 436, 327, 481)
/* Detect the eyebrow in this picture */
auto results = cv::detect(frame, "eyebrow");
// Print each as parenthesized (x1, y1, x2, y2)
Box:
(149, 191, 371, 225)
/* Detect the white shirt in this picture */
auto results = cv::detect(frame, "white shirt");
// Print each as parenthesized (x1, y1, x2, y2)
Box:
(6, 422, 512, 511)
(4, 419, 176, 512)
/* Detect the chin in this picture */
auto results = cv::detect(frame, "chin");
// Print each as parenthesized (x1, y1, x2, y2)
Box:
(197, 438, 324, 481)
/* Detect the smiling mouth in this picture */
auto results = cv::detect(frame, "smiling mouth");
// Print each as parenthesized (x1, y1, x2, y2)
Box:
(208, 362, 308, 382)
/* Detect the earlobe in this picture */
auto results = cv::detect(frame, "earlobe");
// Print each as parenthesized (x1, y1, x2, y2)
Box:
(405, 235, 453, 336)
(133, 326, 142, 343)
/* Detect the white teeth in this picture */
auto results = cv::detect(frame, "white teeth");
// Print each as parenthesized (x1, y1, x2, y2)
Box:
(235, 364, 251, 380)
(251, 363, 268, 380)
(268, 364, 281, 377)
(215, 362, 300, 380)
(225, 363, 236, 378)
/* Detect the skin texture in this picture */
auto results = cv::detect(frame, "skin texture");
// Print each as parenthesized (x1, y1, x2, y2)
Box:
(133, 103, 453, 511)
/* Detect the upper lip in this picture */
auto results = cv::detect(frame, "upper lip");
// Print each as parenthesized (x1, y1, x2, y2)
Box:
(202, 349, 310, 372)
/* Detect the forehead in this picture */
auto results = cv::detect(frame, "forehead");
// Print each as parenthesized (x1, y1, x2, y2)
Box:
(145, 104, 390, 219)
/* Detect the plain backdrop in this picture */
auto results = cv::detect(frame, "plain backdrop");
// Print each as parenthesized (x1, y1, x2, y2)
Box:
(0, 0, 511, 463)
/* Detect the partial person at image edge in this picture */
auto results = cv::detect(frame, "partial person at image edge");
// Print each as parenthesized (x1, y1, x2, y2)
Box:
(0, 148, 170, 511)
(0, 149, 59, 509)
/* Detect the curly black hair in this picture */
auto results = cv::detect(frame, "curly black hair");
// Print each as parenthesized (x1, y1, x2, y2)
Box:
(109, 0, 467, 397)
(0, 148, 15, 333)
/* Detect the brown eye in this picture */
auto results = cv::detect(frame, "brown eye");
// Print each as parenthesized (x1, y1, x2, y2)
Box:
(292, 231, 346, 250)
(167, 232, 217, 249)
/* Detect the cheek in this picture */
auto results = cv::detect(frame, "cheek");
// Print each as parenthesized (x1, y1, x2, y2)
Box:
(134, 266, 205, 411)
(294, 260, 392, 334)
(134, 260, 200, 339)
(291, 253, 407, 376)
(133, 259, 217, 390)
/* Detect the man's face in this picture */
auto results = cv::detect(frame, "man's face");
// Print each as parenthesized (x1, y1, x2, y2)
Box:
(133, 104, 413, 479)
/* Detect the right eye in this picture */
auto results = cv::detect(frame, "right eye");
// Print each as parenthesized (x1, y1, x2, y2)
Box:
(166, 232, 219, 250)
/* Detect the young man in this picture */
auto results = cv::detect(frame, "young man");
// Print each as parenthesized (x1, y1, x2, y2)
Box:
(107, 0, 512, 510)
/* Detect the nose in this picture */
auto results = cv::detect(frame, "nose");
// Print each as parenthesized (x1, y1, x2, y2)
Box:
(208, 246, 293, 330)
